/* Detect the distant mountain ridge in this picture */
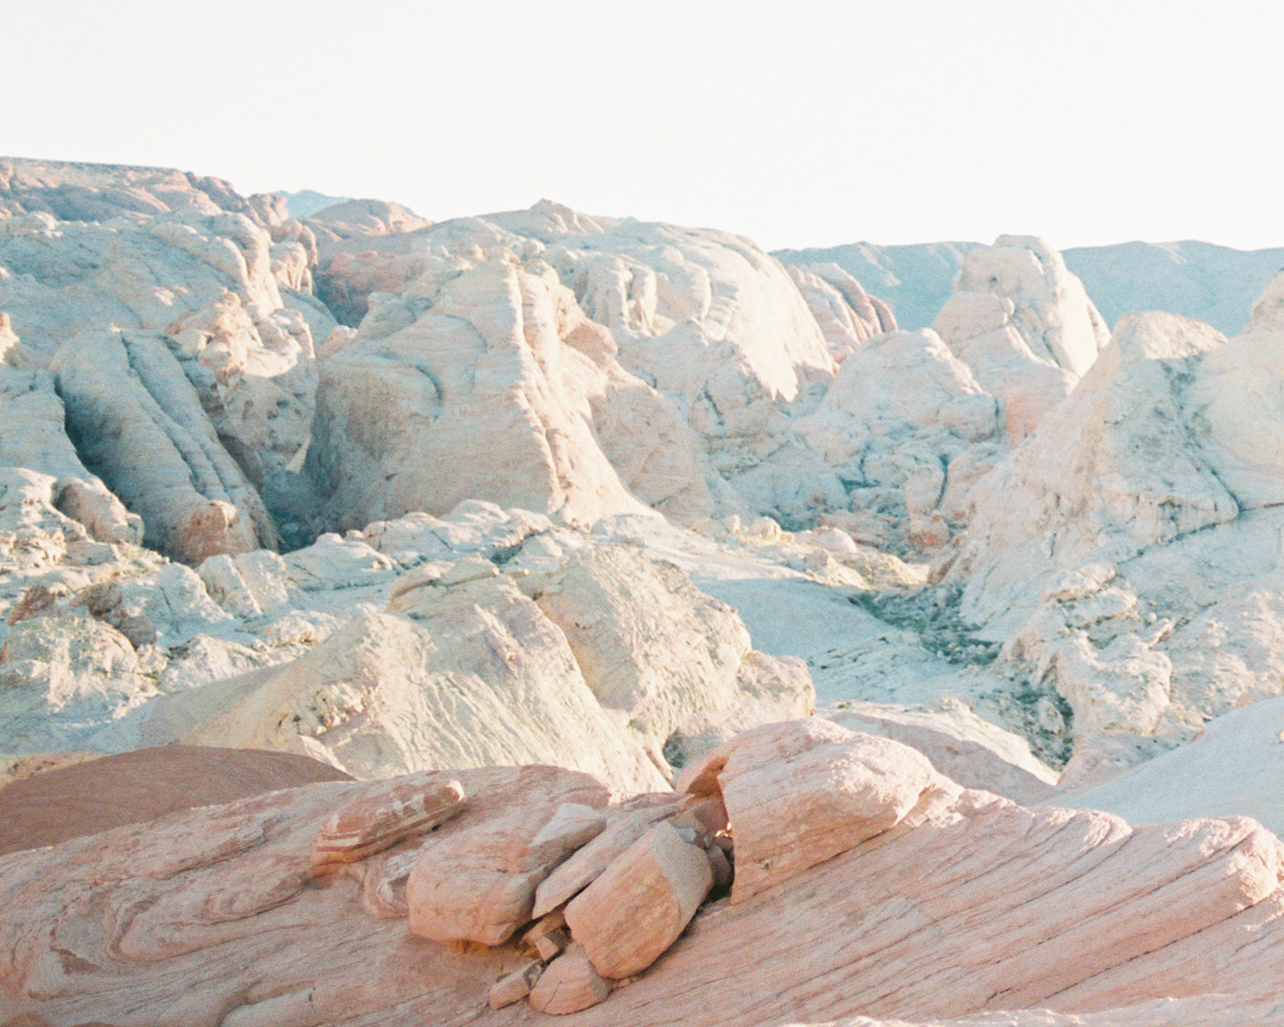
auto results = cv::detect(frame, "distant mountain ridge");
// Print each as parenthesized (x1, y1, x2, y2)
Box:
(280, 188, 354, 218)
(775, 239, 1284, 336)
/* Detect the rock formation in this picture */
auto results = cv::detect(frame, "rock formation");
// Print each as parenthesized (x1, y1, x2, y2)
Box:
(5, 724, 1284, 1025)
(10, 156, 1284, 1026)
(932, 235, 1110, 442)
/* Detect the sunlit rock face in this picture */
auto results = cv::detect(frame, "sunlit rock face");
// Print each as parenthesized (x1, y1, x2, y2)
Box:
(0, 162, 325, 559)
(933, 235, 1110, 443)
(5, 726, 1284, 1026)
(949, 283, 1284, 785)
(11, 155, 1284, 1027)
(307, 252, 663, 530)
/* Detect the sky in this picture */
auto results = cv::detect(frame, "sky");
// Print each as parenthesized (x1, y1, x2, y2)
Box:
(5, 0, 1281, 253)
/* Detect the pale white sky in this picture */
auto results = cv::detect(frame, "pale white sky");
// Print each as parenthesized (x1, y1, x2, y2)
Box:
(6, 0, 1280, 252)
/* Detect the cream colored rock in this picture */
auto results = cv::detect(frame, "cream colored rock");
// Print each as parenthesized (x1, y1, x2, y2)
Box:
(0, 357, 142, 546)
(785, 262, 897, 358)
(0, 609, 155, 752)
(51, 329, 276, 563)
(564, 819, 713, 978)
(533, 545, 815, 767)
(932, 235, 1109, 442)
(824, 703, 1059, 806)
(797, 329, 1001, 545)
(947, 310, 1271, 764)
(178, 576, 671, 793)
(308, 253, 665, 529)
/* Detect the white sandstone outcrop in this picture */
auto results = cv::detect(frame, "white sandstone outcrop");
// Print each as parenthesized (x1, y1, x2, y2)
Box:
(784, 261, 897, 358)
(932, 235, 1109, 441)
(797, 329, 1002, 547)
(51, 329, 277, 562)
(309, 249, 713, 528)
(945, 294, 1284, 778)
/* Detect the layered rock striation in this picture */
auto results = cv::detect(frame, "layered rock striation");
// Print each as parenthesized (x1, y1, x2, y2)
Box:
(5, 723, 1284, 1025)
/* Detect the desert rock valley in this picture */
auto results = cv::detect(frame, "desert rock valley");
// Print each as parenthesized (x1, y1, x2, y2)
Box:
(4, 157, 1284, 1025)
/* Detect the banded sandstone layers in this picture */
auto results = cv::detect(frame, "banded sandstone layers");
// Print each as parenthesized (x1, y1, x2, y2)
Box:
(4, 724, 1284, 1025)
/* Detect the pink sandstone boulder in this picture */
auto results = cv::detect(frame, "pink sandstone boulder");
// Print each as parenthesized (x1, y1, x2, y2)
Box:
(678, 719, 939, 901)
(564, 819, 713, 979)
(405, 765, 610, 946)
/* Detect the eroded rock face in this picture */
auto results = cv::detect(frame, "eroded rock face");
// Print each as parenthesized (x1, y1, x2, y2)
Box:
(946, 305, 1284, 772)
(51, 329, 278, 563)
(307, 253, 659, 529)
(932, 235, 1110, 443)
(532, 545, 815, 765)
(4, 729, 1284, 1026)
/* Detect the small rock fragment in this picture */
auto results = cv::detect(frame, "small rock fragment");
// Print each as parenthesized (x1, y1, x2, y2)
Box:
(528, 802, 607, 864)
(488, 961, 543, 1010)
(524, 910, 570, 961)
(669, 795, 729, 843)
(528, 949, 611, 1015)
(310, 776, 465, 870)
(705, 843, 733, 893)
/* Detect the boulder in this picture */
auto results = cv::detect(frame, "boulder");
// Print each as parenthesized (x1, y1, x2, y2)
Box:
(405, 765, 609, 945)
(564, 820, 713, 978)
(678, 720, 939, 900)
(4, 732, 1284, 1025)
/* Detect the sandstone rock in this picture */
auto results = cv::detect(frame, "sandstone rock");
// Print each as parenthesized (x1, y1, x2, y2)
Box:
(0, 158, 279, 227)
(565, 819, 713, 978)
(197, 549, 292, 617)
(945, 309, 1282, 765)
(679, 720, 939, 901)
(51, 329, 276, 563)
(0, 352, 144, 548)
(0, 744, 349, 856)
(1060, 695, 1284, 836)
(824, 702, 1059, 806)
(178, 575, 670, 793)
(533, 545, 815, 768)
(531, 797, 685, 918)
(405, 765, 609, 945)
(527, 948, 612, 1014)
(523, 910, 570, 961)
(931, 235, 1109, 443)
(310, 773, 465, 870)
(307, 252, 659, 529)
(5, 734, 1284, 1025)
(785, 262, 897, 358)
(0, 607, 155, 752)
(796, 329, 1001, 545)
(488, 961, 543, 1010)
